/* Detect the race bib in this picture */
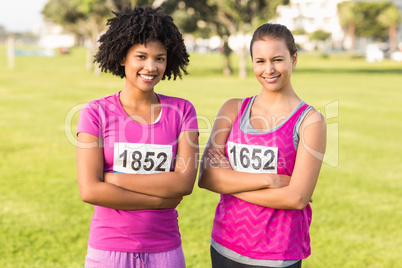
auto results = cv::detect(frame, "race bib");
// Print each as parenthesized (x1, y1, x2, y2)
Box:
(227, 141, 278, 174)
(113, 143, 173, 174)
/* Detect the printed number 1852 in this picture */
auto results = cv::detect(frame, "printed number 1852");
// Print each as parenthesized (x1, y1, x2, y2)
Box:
(119, 150, 168, 172)
(113, 143, 172, 174)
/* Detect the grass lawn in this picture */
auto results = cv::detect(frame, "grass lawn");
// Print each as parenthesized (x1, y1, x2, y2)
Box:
(0, 46, 401, 267)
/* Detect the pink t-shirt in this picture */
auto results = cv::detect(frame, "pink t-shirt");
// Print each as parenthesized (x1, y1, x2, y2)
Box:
(211, 97, 312, 260)
(77, 92, 198, 253)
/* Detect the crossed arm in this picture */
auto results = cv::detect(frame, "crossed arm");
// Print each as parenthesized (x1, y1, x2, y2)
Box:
(77, 130, 199, 210)
(198, 99, 326, 210)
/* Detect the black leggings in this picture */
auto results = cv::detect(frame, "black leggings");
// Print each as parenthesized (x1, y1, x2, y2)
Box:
(210, 246, 302, 268)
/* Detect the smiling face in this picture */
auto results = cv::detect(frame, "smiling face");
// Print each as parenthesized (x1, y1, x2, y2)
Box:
(121, 40, 167, 93)
(252, 38, 297, 93)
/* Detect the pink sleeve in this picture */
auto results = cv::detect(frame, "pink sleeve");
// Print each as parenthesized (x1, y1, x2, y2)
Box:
(77, 101, 102, 138)
(180, 100, 198, 134)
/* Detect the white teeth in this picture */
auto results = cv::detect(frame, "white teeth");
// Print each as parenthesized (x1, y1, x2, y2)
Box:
(140, 74, 154, 80)
(264, 75, 279, 82)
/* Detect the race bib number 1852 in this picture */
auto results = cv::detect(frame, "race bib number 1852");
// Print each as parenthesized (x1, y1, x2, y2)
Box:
(227, 141, 278, 174)
(113, 143, 173, 174)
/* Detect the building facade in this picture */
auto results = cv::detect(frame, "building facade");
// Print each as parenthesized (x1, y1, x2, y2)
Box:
(272, 0, 402, 52)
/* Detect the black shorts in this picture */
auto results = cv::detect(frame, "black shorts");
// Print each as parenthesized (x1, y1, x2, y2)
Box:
(210, 246, 302, 268)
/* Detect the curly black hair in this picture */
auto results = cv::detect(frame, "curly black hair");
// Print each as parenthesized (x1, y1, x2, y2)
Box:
(94, 5, 189, 80)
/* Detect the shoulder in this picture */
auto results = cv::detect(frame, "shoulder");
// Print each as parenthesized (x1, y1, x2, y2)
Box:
(209, 98, 245, 130)
(222, 98, 243, 109)
(79, 93, 119, 122)
(158, 94, 197, 124)
(218, 98, 243, 118)
(300, 108, 326, 141)
(83, 92, 118, 110)
(158, 94, 194, 107)
(302, 109, 326, 128)
(297, 108, 326, 160)
(77, 93, 118, 135)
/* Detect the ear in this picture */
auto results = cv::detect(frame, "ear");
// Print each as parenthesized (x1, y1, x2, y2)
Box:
(120, 57, 126, 66)
(291, 52, 298, 69)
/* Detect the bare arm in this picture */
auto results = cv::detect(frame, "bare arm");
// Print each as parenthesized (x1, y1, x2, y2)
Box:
(77, 132, 182, 210)
(233, 110, 327, 210)
(104, 130, 199, 198)
(198, 99, 290, 194)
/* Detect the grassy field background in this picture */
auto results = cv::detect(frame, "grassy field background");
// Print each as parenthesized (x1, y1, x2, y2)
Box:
(0, 46, 402, 267)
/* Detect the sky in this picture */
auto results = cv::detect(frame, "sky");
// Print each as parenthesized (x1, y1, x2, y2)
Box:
(0, 0, 49, 33)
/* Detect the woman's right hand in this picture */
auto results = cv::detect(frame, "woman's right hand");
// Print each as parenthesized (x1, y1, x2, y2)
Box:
(207, 147, 290, 190)
(158, 196, 183, 209)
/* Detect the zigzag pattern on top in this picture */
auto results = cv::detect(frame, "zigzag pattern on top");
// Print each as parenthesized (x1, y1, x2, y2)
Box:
(212, 97, 312, 260)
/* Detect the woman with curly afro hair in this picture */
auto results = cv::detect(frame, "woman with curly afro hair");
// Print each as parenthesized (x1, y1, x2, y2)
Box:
(77, 5, 199, 268)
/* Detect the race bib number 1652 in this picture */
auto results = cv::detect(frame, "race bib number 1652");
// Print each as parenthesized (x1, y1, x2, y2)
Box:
(227, 141, 278, 174)
(113, 143, 173, 174)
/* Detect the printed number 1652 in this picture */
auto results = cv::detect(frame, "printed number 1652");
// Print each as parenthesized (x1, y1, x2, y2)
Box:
(227, 143, 278, 173)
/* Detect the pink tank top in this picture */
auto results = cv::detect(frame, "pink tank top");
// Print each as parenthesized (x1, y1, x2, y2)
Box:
(211, 97, 312, 260)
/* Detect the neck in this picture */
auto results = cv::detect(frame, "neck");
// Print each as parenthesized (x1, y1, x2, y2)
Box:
(256, 86, 300, 112)
(120, 87, 159, 107)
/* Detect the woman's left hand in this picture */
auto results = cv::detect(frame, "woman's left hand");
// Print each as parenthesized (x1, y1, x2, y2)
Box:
(104, 172, 118, 186)
(207, 149, 232, 170)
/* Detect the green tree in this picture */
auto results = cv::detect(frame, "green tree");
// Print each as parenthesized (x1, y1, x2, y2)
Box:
(42, 0, 132, 72)
(161, 0, 236, 75)
(310, 29, 331, 51)
(377, 4, 401, 53)
(338, 1, 359, 53)
(208, 0, 285, 78)
(338, 1, 394, 54)
(353, 2, 391, 39)
(162, 0, 286, 77)
(161, 0, 217, 37)
(310, 30, 331, 41)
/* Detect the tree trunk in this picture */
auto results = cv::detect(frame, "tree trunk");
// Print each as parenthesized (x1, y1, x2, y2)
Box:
(238, 32, 248, 79)
(348, 23, 356, 54)
(239, 44, 247, 79)
(85, 37, 94, 71)
(223, 54, 233, 76)
(93, 36, 101, 76)
(7, 35, 15, 70)
(222, 36, 233, 76)
(389, 25, 397, 53)
(85, 30, 102, 75)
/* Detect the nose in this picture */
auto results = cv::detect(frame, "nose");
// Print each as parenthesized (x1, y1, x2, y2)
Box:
(264, 62, 274, 74)
(144, 60, 157, 72)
